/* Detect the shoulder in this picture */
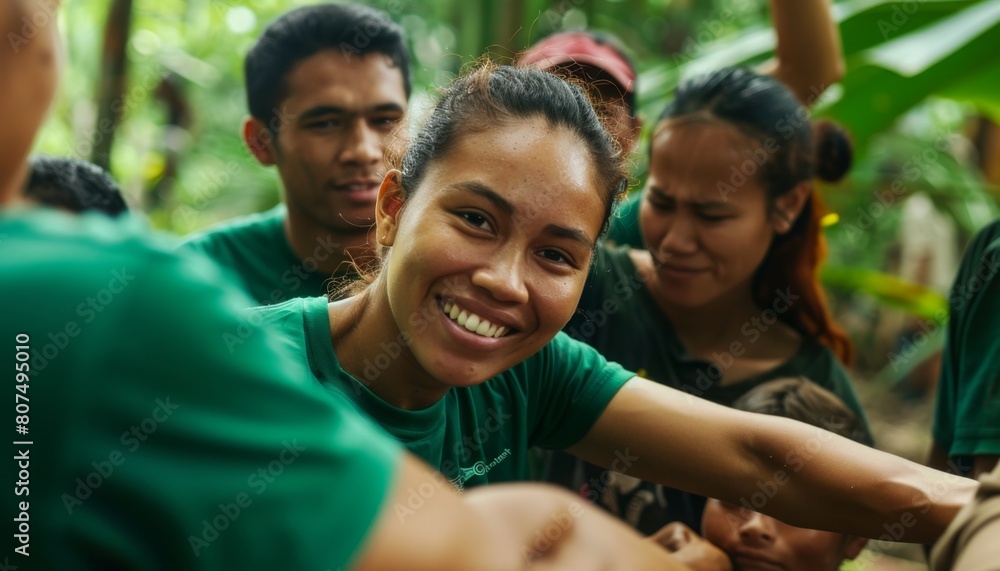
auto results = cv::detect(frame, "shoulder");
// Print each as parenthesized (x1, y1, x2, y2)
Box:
(3, 209, 220, 292)
(249, 296, 329, 338)
(791, 339, 847, 378)
(181, 204, 286, 252)
(953, 220, 1000, 283)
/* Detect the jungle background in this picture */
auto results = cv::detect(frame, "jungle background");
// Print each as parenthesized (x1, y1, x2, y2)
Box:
(33, 1, 1000, 568)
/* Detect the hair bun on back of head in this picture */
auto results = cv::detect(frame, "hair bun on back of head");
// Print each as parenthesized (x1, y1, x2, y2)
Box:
(813, 120, 853, 183)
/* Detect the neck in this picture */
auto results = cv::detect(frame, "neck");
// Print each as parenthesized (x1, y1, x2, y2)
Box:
(283, 205, 376, 275)
(331, 282, 451, 410)
(649, 272, 760, 355)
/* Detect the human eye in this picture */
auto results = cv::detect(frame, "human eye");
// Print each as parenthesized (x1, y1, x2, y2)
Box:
(539, 249, 569, 264)
(698, 212, 731, 223)
(306, 118, 343, 131)
(537, 247, 586, 271)
(371, 115, 402, 130)
(646, 193, 674, 212)
(456, 211, 492, 231)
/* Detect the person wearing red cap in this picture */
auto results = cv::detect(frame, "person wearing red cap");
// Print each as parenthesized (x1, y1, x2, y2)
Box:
(519, 31, 640, 155)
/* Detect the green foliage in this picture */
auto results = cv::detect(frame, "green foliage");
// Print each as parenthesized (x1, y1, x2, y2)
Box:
(33, 1, 1000, 355)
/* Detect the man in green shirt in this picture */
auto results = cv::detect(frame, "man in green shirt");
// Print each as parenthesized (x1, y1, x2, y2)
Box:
(929, 221, 1000, 479)
(182, 4, 410, 305)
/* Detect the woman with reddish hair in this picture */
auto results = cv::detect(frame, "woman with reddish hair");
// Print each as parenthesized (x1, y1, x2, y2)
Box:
(547, 66, 866, 536)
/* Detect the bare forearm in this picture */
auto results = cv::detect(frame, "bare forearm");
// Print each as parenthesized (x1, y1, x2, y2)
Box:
(766, 0, 844, 106)
(573, 378, 975, 544)
(737, 413, 975, 543)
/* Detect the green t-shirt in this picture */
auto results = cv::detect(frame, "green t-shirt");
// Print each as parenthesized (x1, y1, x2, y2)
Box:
(250, 296, 635, 491)
(2, 209, 399, 570)
(180, 204, 352, 306)
(546, 246, 871, 534)
(606, 190, 644, 248)
(933, 220, 1000, 468)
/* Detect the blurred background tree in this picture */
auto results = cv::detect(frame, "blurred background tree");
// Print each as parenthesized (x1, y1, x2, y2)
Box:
(35, 0, 1000, 391)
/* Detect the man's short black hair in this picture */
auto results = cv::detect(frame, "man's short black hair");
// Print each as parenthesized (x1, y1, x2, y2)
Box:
(245, 3, 411, 130)
(25, 155, 127, 216)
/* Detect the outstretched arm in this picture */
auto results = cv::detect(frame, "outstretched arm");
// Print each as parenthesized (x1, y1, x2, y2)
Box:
(758, 0, 844, 106)
(569, 377, 976, 544)
(356, 455, 693, 570)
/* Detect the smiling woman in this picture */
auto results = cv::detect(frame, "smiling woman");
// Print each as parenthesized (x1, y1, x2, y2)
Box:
(251, 63, 976, 546)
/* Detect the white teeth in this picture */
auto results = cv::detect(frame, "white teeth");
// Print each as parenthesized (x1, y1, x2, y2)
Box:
(442, 300, 510, 339)
(475, 320, 491, 335)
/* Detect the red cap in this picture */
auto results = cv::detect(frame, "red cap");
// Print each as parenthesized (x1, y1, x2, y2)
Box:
(518, 32, 636, 95)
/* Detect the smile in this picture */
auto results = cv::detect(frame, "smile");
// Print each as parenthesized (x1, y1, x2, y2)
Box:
(442, 301, 509, 339)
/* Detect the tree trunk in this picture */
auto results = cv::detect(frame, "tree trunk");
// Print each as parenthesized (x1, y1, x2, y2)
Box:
(91, 0, 134, 171)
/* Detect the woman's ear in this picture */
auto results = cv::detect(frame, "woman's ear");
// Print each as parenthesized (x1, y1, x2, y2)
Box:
(375, 170, 405, 247)
(243, 117, 277, 166)
(772, 181, 812, 235)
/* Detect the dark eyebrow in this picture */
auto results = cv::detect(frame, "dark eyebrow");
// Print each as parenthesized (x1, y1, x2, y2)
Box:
(299, 103, 405, 122)
(449, 182, 594, 250)
(449, 181, 514, 216)
(649, 186, 730, 209)
(542, 224, 595, 251)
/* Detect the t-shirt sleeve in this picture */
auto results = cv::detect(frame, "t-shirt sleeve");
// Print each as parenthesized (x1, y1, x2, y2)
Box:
(64, 248, 400, 570)
(935, 261, 1000, 457)
(525, 332, 635, 450)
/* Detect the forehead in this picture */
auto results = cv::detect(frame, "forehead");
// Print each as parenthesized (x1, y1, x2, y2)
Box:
(416, 117, 606, 236)
(649, 121, 769, 203)
(280, 50, 407, 113)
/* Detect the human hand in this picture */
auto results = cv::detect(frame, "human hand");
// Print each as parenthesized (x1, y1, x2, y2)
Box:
(650, 522, 732, 571)
(466, 483, 693, 570)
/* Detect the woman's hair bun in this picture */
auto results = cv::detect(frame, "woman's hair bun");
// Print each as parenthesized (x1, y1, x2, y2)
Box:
(813, 119, 853, 183)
